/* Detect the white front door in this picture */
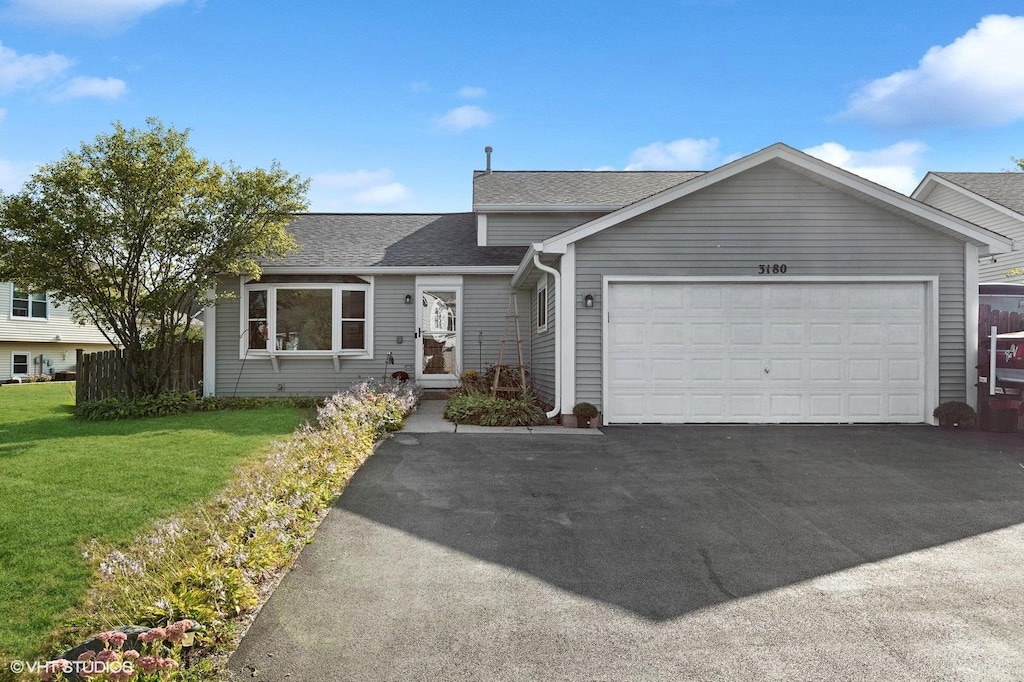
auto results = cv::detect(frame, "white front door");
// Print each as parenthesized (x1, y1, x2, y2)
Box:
(605, 280, 932, 424)
(415, 277, 463, 387)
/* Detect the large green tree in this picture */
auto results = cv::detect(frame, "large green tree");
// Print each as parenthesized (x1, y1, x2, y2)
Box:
(0, 119, 308, 397)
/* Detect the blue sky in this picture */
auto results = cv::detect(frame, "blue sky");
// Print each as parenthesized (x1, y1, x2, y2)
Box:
(1, 1, 1023, 212)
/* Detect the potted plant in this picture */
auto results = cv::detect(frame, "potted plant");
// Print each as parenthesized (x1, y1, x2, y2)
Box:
(572, 402, 599, 428)
(933, 401, 976, 428)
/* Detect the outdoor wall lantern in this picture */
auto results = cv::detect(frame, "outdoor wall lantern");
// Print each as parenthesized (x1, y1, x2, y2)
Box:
(405, 294, 413, 304)
(584, 294, 595, 308)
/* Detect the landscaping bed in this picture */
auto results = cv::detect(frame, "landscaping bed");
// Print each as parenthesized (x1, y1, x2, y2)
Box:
(0, 379, 419, 680)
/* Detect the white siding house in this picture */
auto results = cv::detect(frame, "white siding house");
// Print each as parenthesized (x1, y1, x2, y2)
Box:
(0, 282, 114, 382)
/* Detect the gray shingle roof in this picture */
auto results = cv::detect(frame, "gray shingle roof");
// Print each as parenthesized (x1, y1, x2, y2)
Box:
(934, 172, 1024, 215)
(262, 213, 526, 268)
(473, 170, 704, 206)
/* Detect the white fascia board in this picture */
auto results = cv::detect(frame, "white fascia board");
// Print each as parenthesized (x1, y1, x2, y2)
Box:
(913, 173, 1024, 227)
(258, 266, 518, 275)
(510, 245, 538, 290)
(473, 203, 621, 213)
(541, 143, 1013, 255)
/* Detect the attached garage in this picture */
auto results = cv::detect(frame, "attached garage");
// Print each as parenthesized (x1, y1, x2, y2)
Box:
(603, 279, 936, 424)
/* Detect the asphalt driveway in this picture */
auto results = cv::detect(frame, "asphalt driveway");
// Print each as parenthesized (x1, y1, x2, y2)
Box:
(230, 425, 1024, 681)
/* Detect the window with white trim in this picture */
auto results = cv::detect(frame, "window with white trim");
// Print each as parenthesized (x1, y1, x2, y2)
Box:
(12, 352, 29, 376)
(536, 277, 548, 333)
(241, 278, 373, 357)
(11, 286, 47, 320)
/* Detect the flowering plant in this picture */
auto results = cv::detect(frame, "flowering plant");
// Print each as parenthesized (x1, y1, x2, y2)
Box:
(40, 620, 196, 681)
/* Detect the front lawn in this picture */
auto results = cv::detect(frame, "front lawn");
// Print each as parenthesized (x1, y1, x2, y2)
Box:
(0, 383, 304, 659)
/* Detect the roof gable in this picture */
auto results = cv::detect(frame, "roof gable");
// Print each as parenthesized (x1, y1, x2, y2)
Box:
(537, 143, 1012, 255)
(913, 172, 1024, 223)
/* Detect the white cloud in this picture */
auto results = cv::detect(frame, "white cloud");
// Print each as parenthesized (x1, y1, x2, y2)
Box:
(309, 168, 413, 210)
(843, 15, 1024, 128)
(4, 0, 187, 29)
(803, 141, 927, 194)
(0, 41, 73, 92)
(435, 105, 493, 133)
(52, 75, 127, 100)
(625, 137, 721, 170)
(457, 86, 486, 99)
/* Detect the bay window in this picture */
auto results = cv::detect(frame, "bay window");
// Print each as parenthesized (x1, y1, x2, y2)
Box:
(241, 278, 372, 359)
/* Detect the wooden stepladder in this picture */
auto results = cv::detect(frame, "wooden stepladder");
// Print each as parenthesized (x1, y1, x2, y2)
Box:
(491, 293, 528, 394)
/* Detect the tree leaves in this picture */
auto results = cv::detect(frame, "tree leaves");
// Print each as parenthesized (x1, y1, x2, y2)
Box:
(0, 118, 309, 396)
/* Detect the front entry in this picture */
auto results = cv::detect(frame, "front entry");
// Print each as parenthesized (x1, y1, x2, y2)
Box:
(415, 277, 462, 387)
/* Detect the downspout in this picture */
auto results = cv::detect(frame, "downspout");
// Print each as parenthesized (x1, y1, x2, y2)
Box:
(533, 252, 561, 419)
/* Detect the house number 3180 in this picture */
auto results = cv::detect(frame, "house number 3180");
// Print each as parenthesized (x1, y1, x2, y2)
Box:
(758, 264, 788, 274)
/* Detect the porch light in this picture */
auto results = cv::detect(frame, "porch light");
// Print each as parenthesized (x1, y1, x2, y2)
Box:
(405, 294, 413, 304)
(584, 294, 594, 308)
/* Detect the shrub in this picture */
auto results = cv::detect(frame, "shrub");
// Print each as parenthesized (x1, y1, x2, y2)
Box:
(572, 402, 599, 421)
(933, 401, 976, 427)
(444, 389, 548, 426)
(391, 370, 409, 382)
(54, 378, 421, 675)
(28, 373, 53, 383)
(75, 393, 324, 420)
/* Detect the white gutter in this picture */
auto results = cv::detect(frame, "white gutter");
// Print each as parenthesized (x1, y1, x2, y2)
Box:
(532, 249, 561, 419)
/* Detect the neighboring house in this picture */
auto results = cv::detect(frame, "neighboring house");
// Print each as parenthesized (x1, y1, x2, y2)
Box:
(912, 172, 1024, 282)
(206, 143, 1011, 425)
(0, 282, 115, 382)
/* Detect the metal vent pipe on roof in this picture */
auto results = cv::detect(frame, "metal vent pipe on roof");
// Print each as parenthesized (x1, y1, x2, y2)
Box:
(485, 146, 493, 173)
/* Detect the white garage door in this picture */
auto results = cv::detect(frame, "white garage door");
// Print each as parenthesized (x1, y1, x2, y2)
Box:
(605, 281, 929, 423)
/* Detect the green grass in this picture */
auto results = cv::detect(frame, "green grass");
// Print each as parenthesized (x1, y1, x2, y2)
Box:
(0, 383, 305, 659)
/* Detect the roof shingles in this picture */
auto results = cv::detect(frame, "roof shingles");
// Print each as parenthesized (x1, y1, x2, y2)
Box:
(935, 172, 1024, 215)
(262, 213, 525, 269)
(473, 170, 703, 206)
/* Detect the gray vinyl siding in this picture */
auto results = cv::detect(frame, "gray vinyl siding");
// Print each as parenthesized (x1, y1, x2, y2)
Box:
(530, 274, 556, 403)
(486, 212, 604, 246)
(215, 274, 520, 396)
(920, 184, 1024, 281)
(573, 162, 968, 411)
(461, 275, 529, 377)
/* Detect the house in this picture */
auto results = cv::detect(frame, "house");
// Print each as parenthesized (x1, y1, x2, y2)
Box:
(912, 172, 1024, 282)
(0, 282, 115, 382)
(205, 143, 1012, 425)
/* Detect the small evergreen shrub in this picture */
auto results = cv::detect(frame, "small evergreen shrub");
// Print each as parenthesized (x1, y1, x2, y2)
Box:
(572, 402, 599, 422)
(933, 401, 976, 427)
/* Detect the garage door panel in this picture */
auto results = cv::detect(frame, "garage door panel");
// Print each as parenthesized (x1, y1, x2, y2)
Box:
(606, 281, 928, 424)
(692, 359, 724, 381)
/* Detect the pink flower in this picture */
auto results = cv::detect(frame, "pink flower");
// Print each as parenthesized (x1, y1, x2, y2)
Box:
(138, 655, 160, 674)
(122, 649, 141, 661)
(165, 623, 185, 644)
(172, 618, 194, 631)
(108, 631, 128, 646)
(160, 657, 179, 670)
(96, 648, 119, 663)
(108, 670, 133, 682)
(78, 650, 96, 661)
(148, 627, 167, 641)
(96, 631, 113, 644)
(40, 659, 69, 681)
(137, 629, 156, 643)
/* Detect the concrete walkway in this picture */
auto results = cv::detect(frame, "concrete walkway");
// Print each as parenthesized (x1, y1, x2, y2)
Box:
(401, 398, 603, 435)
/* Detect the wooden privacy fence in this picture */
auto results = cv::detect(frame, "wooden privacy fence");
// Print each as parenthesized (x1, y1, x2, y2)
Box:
(76, 343, 203, 403)
(979, 304, 1024, 342)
